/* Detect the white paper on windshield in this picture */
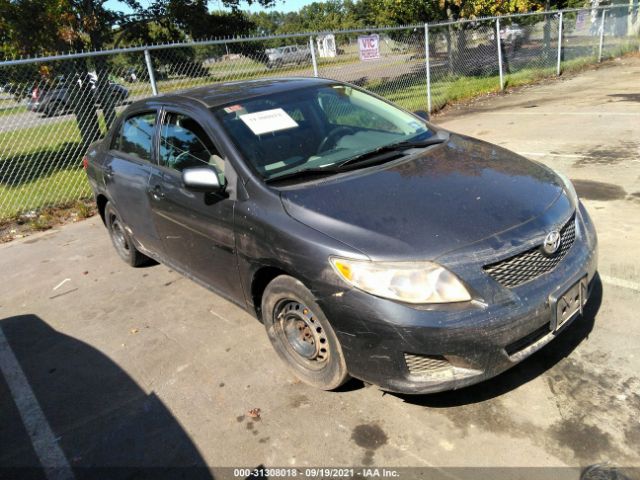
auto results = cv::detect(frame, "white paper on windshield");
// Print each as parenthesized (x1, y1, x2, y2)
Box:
(239, 108, 298, 135)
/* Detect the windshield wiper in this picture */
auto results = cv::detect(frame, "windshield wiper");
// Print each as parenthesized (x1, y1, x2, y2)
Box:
(265, 132, 450, 185)
(264, 166, 343, 184)
(336, 132, 449, 169)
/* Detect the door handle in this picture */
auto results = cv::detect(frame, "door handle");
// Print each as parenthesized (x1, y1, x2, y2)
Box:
(149, 184, 164, 201)
(104, 165, 113, 179)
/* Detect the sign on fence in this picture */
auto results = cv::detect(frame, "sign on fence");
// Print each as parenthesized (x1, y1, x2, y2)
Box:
(358, 34, 380, 61)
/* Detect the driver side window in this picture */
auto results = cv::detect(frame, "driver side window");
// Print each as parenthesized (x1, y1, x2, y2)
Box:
(159, 112, 225, 184)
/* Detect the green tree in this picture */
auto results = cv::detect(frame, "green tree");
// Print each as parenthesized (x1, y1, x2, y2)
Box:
(1, 0, 274, 147)
(0, 0, 80, 58)
(374, 0, 542, 24)
(248, 10, 283, 35)
(1, 0, 276, 57)
(345, 0, 395, 26)
(294, 0, 361, 31)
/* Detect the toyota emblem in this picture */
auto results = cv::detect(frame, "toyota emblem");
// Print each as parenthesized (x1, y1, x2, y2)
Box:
(542, 230, 561, 255)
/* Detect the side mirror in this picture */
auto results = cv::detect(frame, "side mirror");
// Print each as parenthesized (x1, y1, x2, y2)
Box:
(182, 167, 222, 193)
(414, 110, 430, 121)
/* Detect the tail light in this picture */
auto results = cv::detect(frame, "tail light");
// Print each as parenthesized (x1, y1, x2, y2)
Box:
(82, 155, 89, 170)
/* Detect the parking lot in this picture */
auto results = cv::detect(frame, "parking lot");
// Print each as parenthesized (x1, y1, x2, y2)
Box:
(1, 56, 639, 478)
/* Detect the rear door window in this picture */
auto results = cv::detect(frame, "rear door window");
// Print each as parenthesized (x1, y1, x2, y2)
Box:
(112, 112, 156, 162)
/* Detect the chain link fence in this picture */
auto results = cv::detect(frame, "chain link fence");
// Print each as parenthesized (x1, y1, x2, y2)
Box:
(0, 4, 638, 220)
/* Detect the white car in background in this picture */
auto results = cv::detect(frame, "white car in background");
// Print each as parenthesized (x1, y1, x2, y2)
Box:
(265, 45, 312, 68)
(490, 23, 527, 48)
(500, 24, 527, 47)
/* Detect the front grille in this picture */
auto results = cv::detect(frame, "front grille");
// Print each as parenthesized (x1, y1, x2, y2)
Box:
(484, 214, 576, 288)
(404, 353, 450, 376)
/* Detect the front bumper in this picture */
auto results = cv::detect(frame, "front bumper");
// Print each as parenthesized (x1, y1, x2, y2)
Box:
(317, 203, 598, 394)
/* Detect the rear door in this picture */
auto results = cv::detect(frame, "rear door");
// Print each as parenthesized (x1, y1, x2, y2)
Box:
(148, 108, 242, 301)
(104, 110, 163, 254)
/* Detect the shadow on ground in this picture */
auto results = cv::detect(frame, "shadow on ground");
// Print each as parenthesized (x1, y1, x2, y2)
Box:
(0, 314, 213, 480)
(0, 142, 83, 187)
(608, 93, 640, 103)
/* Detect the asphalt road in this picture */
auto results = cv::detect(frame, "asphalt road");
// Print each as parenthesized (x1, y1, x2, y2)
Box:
(1, 57, 639, 479)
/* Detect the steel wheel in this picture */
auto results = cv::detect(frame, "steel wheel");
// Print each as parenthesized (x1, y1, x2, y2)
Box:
(108, 213, 130, 259)
(275, 300, 329, 369)
(262, 275, 349, 390)
(104, 201, 150, 267)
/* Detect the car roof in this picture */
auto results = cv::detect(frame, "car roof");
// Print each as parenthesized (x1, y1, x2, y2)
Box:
(137, 77, 337, 110)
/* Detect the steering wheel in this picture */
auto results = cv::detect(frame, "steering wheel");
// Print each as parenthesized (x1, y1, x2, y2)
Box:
(317, 126, 355, 153)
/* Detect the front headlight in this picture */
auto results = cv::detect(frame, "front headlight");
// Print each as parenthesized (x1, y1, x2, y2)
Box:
(329, 258, 471, 304)
(556, 170, 578, 205)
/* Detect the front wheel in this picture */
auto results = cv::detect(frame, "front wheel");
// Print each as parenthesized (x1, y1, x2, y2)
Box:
(262, 275, 350, 390)
(104, 201, 149, 267)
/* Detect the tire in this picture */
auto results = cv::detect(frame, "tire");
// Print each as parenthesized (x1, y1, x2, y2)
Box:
(262, 275, 350, 390)
(44, 101, 64, 117)
(104, 201, 149, 267)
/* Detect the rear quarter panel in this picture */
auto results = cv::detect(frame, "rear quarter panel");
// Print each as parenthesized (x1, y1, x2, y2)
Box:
(84, 140, 109, 194)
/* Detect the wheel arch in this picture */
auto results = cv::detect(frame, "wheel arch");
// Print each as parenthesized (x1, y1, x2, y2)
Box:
(96, 194, 109, 225)
(250, 265, 293, 322)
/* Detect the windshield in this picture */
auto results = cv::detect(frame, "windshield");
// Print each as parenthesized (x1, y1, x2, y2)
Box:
(212, 84, 431, 181)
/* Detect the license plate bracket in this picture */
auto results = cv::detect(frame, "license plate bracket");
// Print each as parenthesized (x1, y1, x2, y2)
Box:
(550, 277, 588, 332)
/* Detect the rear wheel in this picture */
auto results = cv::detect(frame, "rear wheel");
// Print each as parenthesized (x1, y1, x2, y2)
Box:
(44, 101, 64, 117)
(104, 201, 149, 267)
(262, 275, 349, 390)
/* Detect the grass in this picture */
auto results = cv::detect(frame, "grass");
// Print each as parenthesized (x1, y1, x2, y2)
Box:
(0, 168, 91, 219)
(372, 54, 621, 113)
(0, 198, 97, 242)
(0, 105, 26, 117)
(0, 45, 638, 221)
(0, 119, 95, 219)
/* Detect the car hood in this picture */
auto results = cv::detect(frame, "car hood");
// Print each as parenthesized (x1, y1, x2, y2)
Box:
(280, 134, 566, 260)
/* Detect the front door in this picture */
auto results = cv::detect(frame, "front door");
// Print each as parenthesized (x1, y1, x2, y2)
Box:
(148, 110, 242, 302)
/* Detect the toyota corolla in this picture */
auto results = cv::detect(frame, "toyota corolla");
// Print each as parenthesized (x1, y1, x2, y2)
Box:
(84, 77, 598, 394)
